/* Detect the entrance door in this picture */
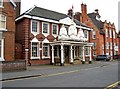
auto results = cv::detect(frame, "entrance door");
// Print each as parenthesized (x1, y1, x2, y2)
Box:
(64, 46, 69, 63)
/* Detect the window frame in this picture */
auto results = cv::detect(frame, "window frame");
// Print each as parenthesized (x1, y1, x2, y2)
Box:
(42, 43, 50, 59)
(42, 22, 49, 35)
(106, 29, 108, 37)
(0, 39, 4, 61)
(0, 14, 6, 30)
(92, 30, 96, 39)
(0, 0, 3, 8)
(31, 42, 40, 59)
(84, 30, 89, 40)
(31, 20, 39, 34)
(52, 24, 58, 35)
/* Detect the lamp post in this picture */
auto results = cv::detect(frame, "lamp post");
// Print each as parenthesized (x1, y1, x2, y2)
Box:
(25, 48, 29, 70)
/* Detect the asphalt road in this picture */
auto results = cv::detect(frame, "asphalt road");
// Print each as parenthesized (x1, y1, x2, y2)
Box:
(2, 61, 119, 88)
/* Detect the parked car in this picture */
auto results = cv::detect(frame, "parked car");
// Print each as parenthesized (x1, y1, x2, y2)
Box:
(95, 55, 111, 61)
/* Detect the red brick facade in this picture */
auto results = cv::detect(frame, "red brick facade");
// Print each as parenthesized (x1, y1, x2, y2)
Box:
(74, 3, 119, 59)
(0, 1, 16, 61)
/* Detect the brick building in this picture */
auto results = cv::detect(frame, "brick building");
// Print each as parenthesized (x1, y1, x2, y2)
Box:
(73, 3, 119, 59)
(15, 6, 93, 65)
(0, 0, 17, 61)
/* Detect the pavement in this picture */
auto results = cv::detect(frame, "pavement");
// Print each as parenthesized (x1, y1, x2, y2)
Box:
(0, 60, 118, 82)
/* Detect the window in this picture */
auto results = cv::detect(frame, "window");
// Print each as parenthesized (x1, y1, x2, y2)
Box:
(106, 42, 109, 49)
(92, 31, 96, 39)
(31, 20, 39, 33)
(42, 22, 49, 34)
(43, 44, 49, 58)
(31, 42, 39, 58)
(113, 31, 115, 39)
(106, 29, 108, 37)
(84, 30, 88, 39)
(52, 24, 58, 35)
(0, 14, 6, 29)
(93, 42, 96, 49)
(102, 51, 104, 55)
(110, 42, 112, 50)
(109, 30, 112, 38)
(0, 0, 3, 7)
(0, 40, 1, 58)
(102, 45, 104, 49)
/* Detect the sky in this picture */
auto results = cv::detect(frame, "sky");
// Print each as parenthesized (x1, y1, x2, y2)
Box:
(21, 0, 119, 32)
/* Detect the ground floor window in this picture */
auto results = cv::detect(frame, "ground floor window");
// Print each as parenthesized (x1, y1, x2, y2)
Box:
(42, 44, 50, 58)
(0, 40, 1, 58)
(0, 39, 4, 61)
(31, 42, 39, 59)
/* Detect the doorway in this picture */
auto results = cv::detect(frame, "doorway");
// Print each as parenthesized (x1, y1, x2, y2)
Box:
(64, 46, 69, 63)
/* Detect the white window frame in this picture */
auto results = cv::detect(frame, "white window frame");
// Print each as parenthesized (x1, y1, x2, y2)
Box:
(0, 0, 3, 8)
(42, 22, 49, 36)
(102, 45, 104, 49)
(113, 31, 115, 39)
(110, 42, 112, 50)
(93, 42, 96, 50)
(92, 31, 96, 39)
(31, 20, 39, 35)
(0, 14, 6, 30)
(42, 43, 50, 59)
(109, 30, 112, 38)
(52, 24, 58, 35)
(106, 29, 108, 37)
(0, 39, 4, 61)
(106, 42, 109, 49)
(84, 30, 89, 40)
(31, 42, 40, 59)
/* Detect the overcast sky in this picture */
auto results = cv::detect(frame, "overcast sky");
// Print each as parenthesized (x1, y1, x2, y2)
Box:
(21, 0, 119, 32)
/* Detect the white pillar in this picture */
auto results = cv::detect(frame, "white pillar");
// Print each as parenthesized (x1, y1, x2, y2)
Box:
(61, 44, 64, 66)
(70, 45, 73, 64)
(89, 47, 92, 64)
(82, 46, 85, 64)
(51, 45, 54, 64)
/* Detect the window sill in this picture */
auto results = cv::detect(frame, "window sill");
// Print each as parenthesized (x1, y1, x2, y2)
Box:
(31, 57, 40, 59)
(42, 57, 50, 59)
(0, 28, 7, 32)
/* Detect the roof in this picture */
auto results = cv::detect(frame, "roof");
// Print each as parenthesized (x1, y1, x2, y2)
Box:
(88, 13, 104, 34)
(17, 6, 90, 29)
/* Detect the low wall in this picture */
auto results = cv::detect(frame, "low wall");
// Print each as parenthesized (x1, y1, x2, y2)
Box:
(0, 60, 26, 72)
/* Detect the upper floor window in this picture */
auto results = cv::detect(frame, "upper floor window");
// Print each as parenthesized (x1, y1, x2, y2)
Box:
(42, 22, 49, 34)
(0, 14, 6, 29)
(106, 42, 109, 49)
(0, 0, 3, 7)
(31, 20, 39, 34)
(113, 30, 115, 39)
(92, 30, 96, 39)
(109, 30, 112, 38)
(106, 29, 108, 37)
(52, 24, 58, 35)
(84, 30, 89, 39)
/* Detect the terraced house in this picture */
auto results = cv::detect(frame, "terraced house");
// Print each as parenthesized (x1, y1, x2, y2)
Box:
(73, 3, 119, 59)
(15, 6, 94, 65)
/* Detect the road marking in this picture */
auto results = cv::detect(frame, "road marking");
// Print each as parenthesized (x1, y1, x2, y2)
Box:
(2, 70, 79, 83)
(104, 81, 120, 89)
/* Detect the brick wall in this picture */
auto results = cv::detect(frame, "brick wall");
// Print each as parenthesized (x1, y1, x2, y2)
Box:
(0, 60, 26, 72)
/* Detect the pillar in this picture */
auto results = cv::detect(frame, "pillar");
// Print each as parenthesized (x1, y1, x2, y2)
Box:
(82, 46, 85, 64)
(51, 45, 54, 64)
(60, 44, 64, 66)
(89, 47, 92, 64)
(70, 45, 73, 64)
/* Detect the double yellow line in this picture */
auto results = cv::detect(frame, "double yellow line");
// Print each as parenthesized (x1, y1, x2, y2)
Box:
(104, 81, 120, 89)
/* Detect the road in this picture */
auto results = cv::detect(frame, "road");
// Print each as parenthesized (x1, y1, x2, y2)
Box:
(2, 61, 119, 88)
